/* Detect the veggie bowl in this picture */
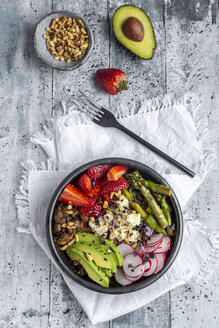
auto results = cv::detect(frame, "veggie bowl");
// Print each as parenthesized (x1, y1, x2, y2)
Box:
(46, 158, 183, 294)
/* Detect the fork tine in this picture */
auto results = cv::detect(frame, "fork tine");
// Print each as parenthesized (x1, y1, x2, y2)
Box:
(79, 91, 105, 114)
(79, 97, 102, 118)
(72, 98, 99, 121)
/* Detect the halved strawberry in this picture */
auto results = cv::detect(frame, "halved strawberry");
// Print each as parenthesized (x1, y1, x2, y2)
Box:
(101, 177, 129, 195)
(76, 174, 92, 193)
(102, 193, 111, 203)
(99, 176, 109, 189)
(59, 184, 91, 207)
(107, 165, 128, 181)
(79, 204, 103, 218)
(85, 184, 100, 205)
(88, 164, 111, 180)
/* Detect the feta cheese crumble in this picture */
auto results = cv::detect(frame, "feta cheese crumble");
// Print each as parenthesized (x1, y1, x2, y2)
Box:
(89, 196, 141, 242)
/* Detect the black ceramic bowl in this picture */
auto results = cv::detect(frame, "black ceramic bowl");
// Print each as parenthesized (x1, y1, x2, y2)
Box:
(46, 158, 183, 294)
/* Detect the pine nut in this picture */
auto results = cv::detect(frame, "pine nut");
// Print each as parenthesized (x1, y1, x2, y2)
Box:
(61, 245, 68, 251)
(66, 210, 73, 215)
(86, 253, 93, 262)
(103, 201, 108, 209)
(44, 17, 89, 63)
(68, 238, 75, 246)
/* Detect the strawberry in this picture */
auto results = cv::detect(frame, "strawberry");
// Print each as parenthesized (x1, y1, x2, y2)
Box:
(59, 184, 91, 207)
(88, 164, 111, 181)
(107, 165, 128, 181)
(85, 184, 100, 205)
(76, 174, 92, 193)
(101, 177, 129, 195)
(99, 176, 109, 189)
(79, 204, 103, 218)
(96, 68, 129, 95)
(102, 193, 111, 203)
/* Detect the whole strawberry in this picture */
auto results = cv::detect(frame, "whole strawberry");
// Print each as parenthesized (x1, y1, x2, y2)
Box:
(96, 68, 129, 95)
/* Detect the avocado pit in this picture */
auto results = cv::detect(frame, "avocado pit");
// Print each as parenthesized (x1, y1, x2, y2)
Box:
(122, 17, 144, 42)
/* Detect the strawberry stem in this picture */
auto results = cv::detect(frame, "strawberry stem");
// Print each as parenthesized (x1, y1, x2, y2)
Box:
(117, 80, 129, 94)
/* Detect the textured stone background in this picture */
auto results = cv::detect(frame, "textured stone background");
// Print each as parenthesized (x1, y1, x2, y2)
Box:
(0, 0, 218, 327)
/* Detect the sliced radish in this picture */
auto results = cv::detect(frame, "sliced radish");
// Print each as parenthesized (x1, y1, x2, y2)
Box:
(154, 237, 171, 253)
(117, 244, 134, 259)
(115, 267, 133, 286)
(154, 253, 165, 273)
(144, 241, 162, 253)
(135, 243, 146, 256)
(144, 226, 154, 238)
(123, 253, 143, 278)
(143, 260, 151, 272)
(143, 257, 158, 277)
(147, 234, 163, 247)
(124, 270, 143, 282)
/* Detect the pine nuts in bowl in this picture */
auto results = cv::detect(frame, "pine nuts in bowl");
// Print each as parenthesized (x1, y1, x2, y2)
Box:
(34, 11, 94, 70)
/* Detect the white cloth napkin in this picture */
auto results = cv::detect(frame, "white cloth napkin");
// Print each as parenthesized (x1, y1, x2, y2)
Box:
(16, 93, 219, 324)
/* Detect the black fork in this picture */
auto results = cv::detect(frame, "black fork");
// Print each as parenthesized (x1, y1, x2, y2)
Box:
(72, 91, 195, 178)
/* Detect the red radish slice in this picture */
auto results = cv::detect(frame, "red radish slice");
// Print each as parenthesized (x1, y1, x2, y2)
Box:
(123, 253, 143, 278)
(135, 243, 146, 256)
(124, 271, 143, 282)
(117, 244, 134, 259)
(145, 239, 162, 249)
(143, 260, 151, 272)
(143, 257, 158, 277)
(154, 237, 171, 253)
(144, 241, 162, 253)
(147, 234, 163, 247)
(115, 267, 133, 286)
(154, 253, 165, 273)
(144, 226, 154, 238)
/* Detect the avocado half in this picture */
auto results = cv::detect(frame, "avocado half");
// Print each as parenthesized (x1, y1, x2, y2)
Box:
(113, 5, 156, 59)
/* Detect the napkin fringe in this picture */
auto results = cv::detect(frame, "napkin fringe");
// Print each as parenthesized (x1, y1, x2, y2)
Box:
(35, 92, 208, 144)
(187, 220, 219, 286)
(15, 159, 56, 234)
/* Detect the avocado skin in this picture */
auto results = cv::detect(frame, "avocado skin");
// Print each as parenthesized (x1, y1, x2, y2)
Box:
(113, 5, 156, 60)
(76, 232, 124, 266)
(66, 248, 109, 287)
(71, 242, 116, 270)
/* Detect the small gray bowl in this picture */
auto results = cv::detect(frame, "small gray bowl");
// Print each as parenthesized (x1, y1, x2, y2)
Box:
(34, 11, 94, 70)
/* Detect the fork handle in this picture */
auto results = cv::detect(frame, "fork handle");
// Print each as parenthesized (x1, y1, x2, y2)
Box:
(116, 123, 195, 177)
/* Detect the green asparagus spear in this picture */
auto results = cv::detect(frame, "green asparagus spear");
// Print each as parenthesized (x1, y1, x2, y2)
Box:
(160, 197, 172, 226)
(123, 189, 167, 235)
(129, 171, 172, 196)
(145, 215, 167, 235)
(146, 206, 153, 215)
(153, 193, 172, 226)
(139, 185, 169, 229)
(122, 189, 147, 220)
(127, 176, 169, 229)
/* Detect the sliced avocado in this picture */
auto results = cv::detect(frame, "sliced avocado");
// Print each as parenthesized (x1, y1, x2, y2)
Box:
(66, 248, 109, 287)
(100, 268, 113, 277)
(76, 232, 101, 244)
(104, 240, 124, 267)
(76, 232, 124, 266)
(113, 5, 156, 59)
(71, 242, 116, 270)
